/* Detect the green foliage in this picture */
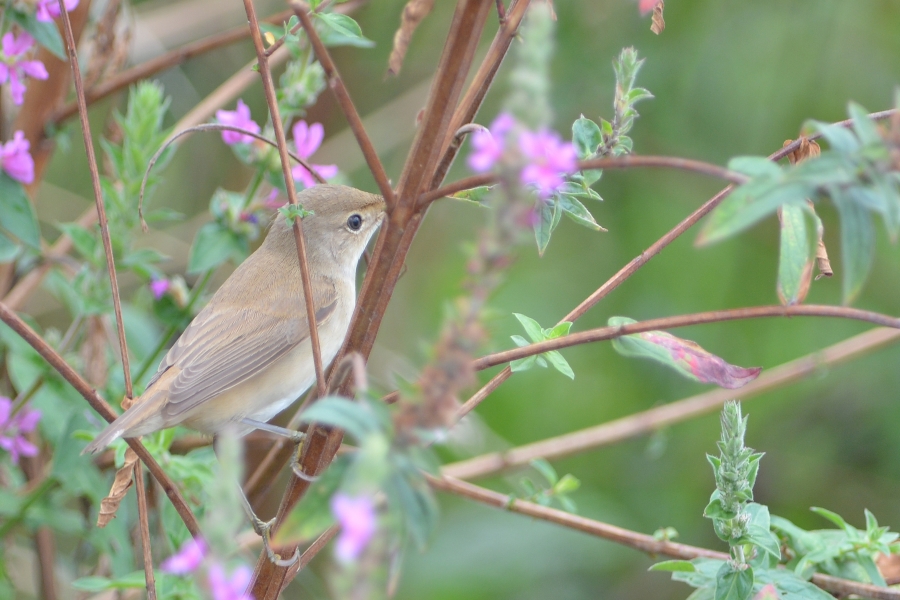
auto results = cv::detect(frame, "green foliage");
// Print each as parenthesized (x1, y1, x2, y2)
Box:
(699, 101, 900, 304)
(508, 313, 574, 379)
(315, 13, 374, 47)
(772, 508, 900, 584)
(0, 172, 40, 250)
(517, 459, 581, 513)
(7, 8, 65, 59)
(776, 204, 817, 305)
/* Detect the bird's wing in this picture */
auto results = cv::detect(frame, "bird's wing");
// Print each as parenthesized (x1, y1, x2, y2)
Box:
(152, 294, 337, 420)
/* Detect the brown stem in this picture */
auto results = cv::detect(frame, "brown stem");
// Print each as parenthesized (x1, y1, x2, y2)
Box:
(133, 463, 157, 600)
(243, 0, 327, 401)
(0, 301, 201, 537)
(448, 326, 900, 480)
(428, 475, 900, 600)
(774, 107, 900, 162)
(420, 155, 748, 207)
(292, 2, 396, 206)
(473, 304, 900, 371)
(58, 0, 134, 398)
(248, 2, 496, 594)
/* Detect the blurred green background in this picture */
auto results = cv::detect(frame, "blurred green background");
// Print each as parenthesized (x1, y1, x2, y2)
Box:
(32, 0, 900, 597)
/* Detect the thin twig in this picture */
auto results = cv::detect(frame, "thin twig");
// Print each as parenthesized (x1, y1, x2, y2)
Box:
(447, 326, 900, 480)
(775, 107, 900, 161)
(473, 304, 900, 371)
(133, 463, 157, 600)
(243, 0, 327, 400)
(292, 2, 395, 207)
(283, 525, 339, 586)
(428, 475, 900, 600)
(0, 301, 201, 537)
(58, 0, 134, 399)
(419, 155, 748, 207)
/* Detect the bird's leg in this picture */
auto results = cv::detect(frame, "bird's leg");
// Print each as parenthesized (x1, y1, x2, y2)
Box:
(236, 483, 299, 567)
(241, 418, 306, 444)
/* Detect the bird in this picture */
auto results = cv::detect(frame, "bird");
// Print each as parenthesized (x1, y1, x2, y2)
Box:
(83, 184, 385, 455)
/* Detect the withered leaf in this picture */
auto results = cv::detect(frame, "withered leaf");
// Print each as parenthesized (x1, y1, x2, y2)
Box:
(96, 448, 138, 527)
(609, 317, 761, 389)
(651, 1, 665, 35)
(387, 0, 435, 77)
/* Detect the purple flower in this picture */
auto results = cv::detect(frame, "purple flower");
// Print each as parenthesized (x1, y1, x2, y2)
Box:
(1, 131, 35, 184)
(467, 112, 516, 173)
(331, 493, 377, 563)
(215, 100, 261, 145)
(0, 31, 49, 105)
(208, 564, 253, 600)
(149, 277, 170, 300)
(0, 396, 41, 464)
(161, 538, 207, 574)
(518, 129, 577, 198)
(35, 0, 79, 22)
(290, 121, 338, 188)
(239, 212, 258, 224)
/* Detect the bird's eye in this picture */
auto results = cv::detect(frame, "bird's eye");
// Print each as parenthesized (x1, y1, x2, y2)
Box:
(347, 214, 363, 231)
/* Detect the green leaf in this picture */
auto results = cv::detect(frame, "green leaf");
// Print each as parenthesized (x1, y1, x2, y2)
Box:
(833, 193, 874, 304)
(808, 120, 860, 154)
(754, 567, 835, 600)
(553, 473, 580, 494)
(809, 507, 852, 533)
(847, 102, 882, 147)
(544, 350, 574, 379)
(273, 456, 346, 546)
(0, 173, 40, 248)
(300, 396, 383, 442)
(558, 194, 606, 231)
(387, 459, 439, 551)
(545, 322, 572, 339)
(534, 198, 557, 255)
(72, 572, 146, 592)
(187, 222, 247, 274)
(698, 180, 810, 246)
(0, 232, 20, 262)
(278, 203, 314, 224)
(572, 117, 602, 159)
(727, 157, 781, 179)
(513, 313, 545, 342)
(315, 13, 374, 47)
(9, 9, 66, 59)
(57, 222, 97, 260)
(529, 459, 558, 485)
(776, 204, 813, 305)
(510, 354, 537, 372)
(703, 496, 736, 520)
(650, 560, 697, 573)
(715, 562, 754, 600)
(451, 186, 493, 204)
(609, 316, 761, 389)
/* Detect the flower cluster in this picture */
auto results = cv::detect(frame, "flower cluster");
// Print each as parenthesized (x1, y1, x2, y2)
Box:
(215, 100, 261, 145)
(291, 120, 337, 188)
(0, 397, 41, 464)
(331, 493, 377, 563)
(0, 31, 48, 105)
(161, 537, 254, 600)
(1, 130, 35, 184)
(467, 112, 577, 199)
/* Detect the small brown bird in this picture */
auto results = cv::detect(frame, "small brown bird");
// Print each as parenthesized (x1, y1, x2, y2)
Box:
(83, 185, 385, 454)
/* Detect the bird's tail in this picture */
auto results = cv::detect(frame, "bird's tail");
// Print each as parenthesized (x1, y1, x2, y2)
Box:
(81, 395, 163, 455)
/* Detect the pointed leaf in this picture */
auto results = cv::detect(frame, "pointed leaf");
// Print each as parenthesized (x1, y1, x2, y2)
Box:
(776, 204, 813, 305)
(0, 173, 40, 248)
(513, 313, 545, 342)
(534, 199, 557, 255)
(9, 9, 66, 59)
(299, 397, 382, 442)
(698, 180, 810, 246)
(833, 192, 874, 304)
(544, 350, 574, 379)
(510, 355, 537, 372)
(572, 117, 602, 159)
(609, 316, 761, 389)
(545, 322, 572, 339)
(715, 562, 754, 600)
(558, 195, 606, 231)
(650, 560, 697, 573)
(315, 13, 374, 47)
(728, 157, 782, 179)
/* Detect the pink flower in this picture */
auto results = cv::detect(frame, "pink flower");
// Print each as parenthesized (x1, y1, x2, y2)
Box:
(0, 32, 49, 105)
(149, 277, 170, 300)
(467, 112, 516, 173)
(290, 121, 338, 188)
(0, 397, 41, 464)
(1, 131, 35, 184)
(518, 129, 577, 198)
(639, 0, 662, 15)
(36, 0, 79, 22)
(215, 100, 261, 145)
(208, 564, 253, 600)
(263, 189, 282, 210)
(161, 538, 207, 574)
(331, 493, 376, 563)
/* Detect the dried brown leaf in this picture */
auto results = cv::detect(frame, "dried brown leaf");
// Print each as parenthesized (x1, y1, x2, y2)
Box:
(651, 0, 665, 35)
(783, 138, 833, 279)
(387, 0, 435, 77)
(96, 448, 137, 527)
